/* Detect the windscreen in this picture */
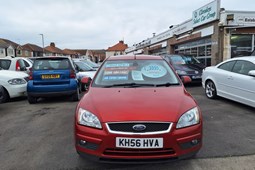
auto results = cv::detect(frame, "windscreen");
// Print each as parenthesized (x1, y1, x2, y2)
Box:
(33, 58, 71, 70)
(75, 61, 93, 71)
(93, 59, 180, 87)
(170, 55, 201, 65)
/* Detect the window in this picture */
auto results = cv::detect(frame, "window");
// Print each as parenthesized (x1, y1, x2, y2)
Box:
(7, 48, 14, 56)
(231, 34, 252, 58)
(218, 61, 236, 71)
(174, 38, 212, 66)
(0, 49, 4, 55)
(0, 60, 11, 69)
(93, 60, 179, 87)
(232, 60, 255, 75)
(198, 46, 205, 57)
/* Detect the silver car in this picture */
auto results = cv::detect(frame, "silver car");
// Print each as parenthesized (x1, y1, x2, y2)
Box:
(202, 56, 255, 108)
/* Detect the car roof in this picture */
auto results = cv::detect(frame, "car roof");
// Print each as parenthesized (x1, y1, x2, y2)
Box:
(225, 56, 255, 64)
(107, 55, 163, 60)
(33, 56, 71, 60)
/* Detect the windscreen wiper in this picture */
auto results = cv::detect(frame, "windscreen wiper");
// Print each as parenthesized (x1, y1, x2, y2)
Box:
(103, 83, 156, 88)
(155, 82, 180, 87)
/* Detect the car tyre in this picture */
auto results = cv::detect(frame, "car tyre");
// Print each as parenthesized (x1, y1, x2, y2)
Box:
(1, 88, 9, 103)
(28, 95, 37, 104)
(205, 80, 217, 99)
(71, 88, 80, 101)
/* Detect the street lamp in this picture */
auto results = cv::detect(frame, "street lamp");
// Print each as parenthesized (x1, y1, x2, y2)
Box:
(39, 34, 45, 56)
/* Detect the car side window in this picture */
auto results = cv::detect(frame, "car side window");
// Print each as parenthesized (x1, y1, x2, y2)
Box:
(232, 60, 255, 75)
(0, 60, 11, 69)
(23, 60, 30, 67)
(218, 61, 236, 71)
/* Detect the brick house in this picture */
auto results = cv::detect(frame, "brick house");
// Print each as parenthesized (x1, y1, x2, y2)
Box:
(22, 43, 44, 57)
(106, 40, 128, 58)
(86, 49, 106, 63)
(44, 42, 64, 56)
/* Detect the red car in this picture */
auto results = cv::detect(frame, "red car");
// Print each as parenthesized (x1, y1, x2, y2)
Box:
(75, 55, 202, 163)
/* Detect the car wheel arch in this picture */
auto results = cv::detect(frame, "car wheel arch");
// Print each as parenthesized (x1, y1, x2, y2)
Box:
(1, 86, 10, 102)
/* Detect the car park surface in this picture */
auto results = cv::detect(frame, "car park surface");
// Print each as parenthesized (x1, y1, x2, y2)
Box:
(202, 56, 255, 108)
(0, 85, 254, 169)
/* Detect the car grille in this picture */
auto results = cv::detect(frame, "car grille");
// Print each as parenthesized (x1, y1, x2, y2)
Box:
(106, 122, 172, 134)
(103, 148, 176, 156)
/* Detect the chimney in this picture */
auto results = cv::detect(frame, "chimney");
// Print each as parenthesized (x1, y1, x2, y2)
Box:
(119, 40, 124, 44)
(50, 42, 55, 47)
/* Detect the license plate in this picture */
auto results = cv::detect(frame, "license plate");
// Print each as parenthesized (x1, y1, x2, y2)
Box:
(42, 74, 60, 79)
(116, 137, 163, 148)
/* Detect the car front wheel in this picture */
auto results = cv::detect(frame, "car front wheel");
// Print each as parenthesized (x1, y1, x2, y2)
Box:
(205, 80, 217, 99)
(0, 88, 9, 103)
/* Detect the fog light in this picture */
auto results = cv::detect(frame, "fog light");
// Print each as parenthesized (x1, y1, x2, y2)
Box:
(79, 140, 87, 145)
(191, 139, 198, 145)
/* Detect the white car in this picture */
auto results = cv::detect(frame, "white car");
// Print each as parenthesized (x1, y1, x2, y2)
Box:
(20, 57, 33, 72)
(0, 85, 4, 103)
(0, 70, 29, 102)
(73, 59, 97, 91)
(202, 56, 255, 108)
(0, 56, 28, 73)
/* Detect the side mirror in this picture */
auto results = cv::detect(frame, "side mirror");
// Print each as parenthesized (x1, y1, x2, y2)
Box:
(181, 76, 192, 84)
(81, 76, 91, 84)
(248, 70, 255, 77)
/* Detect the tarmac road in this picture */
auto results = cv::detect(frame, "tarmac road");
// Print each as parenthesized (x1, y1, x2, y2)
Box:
(0, 86, 254, 169)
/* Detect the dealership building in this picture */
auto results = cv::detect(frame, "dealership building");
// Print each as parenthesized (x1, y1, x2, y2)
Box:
(125, 0, 255, 66)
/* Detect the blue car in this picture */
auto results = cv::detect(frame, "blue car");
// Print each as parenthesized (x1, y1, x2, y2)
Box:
(27, 56, 80, 104)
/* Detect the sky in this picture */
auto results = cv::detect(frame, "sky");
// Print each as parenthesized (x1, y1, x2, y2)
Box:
(0, 0, 255, 50)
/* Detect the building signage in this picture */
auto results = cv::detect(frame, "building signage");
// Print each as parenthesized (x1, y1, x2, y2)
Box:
(151, 31, 172, 44)
(172, 20, 193, 35)
(192, 0, 220, 28)
(236, 15, 255, 25)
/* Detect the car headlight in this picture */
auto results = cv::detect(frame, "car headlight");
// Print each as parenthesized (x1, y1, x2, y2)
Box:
(77, 108, 102, 129)
(8, 78, 26, 85)
(176, 70, 187, 75)
(176, 107, 200, 129)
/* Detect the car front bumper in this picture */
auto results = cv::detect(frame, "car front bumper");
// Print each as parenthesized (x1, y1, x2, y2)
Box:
(6, 84, 27, 98)
(75, 122, 202, 163)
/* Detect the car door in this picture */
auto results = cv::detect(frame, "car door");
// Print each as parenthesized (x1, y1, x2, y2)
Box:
(214, 60, 236, 96)
(228, 60, 255, 106)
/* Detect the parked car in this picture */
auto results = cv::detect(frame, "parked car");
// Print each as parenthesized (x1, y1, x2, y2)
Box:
(0, 70, 29, 103)
(21, 57, 33, 72)
(0, 85, 4, 103)
(81, 59, 100, 70)
(164, 54, 205, 83)
(73, 59, 97, 91)
(27, 56, 80, 104)
(202, 56, 255, 108)
(0, 56, 27, 73)
(75, 55, 202, 163)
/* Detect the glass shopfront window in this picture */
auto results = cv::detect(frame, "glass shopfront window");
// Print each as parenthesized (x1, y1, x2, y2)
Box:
(231, 34, 253, 58)
(175, 38, 212, 66)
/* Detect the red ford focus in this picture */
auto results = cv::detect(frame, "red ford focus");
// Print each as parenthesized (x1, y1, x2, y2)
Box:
(75, 55, 202, 163)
